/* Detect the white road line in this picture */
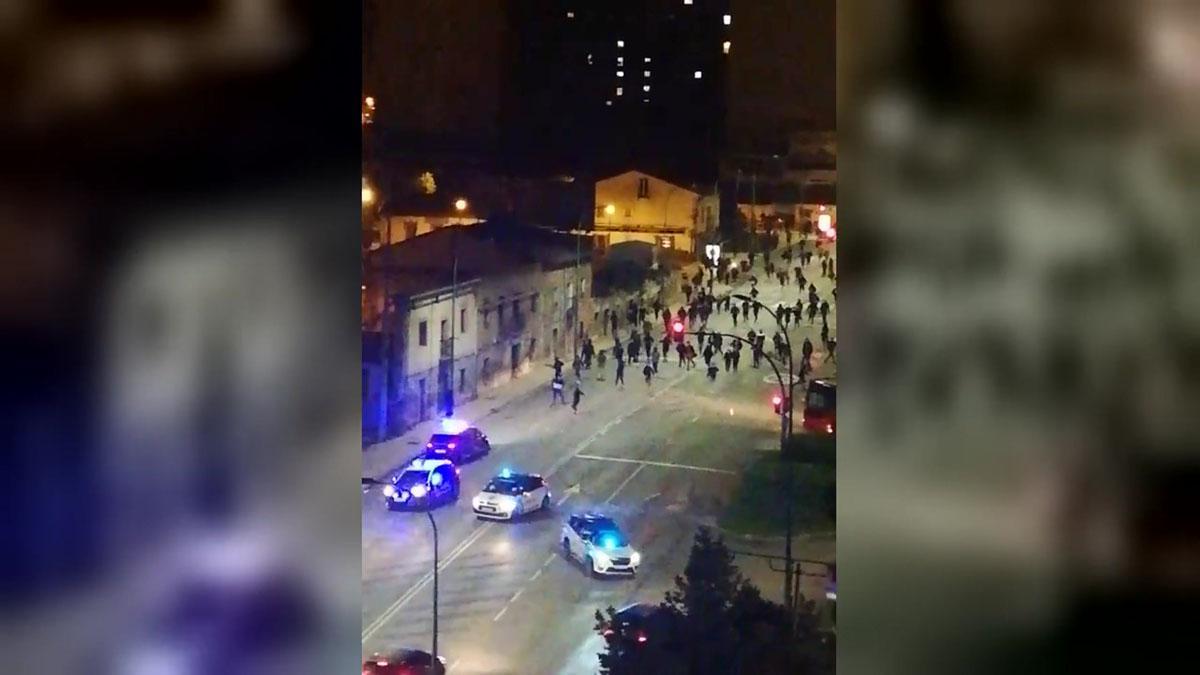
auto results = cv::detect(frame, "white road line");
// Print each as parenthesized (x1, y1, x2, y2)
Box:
(605, 464, 645, 504)
(529, 568, 543, 582)
(555, 491, 573, 507)
(690, 414, 700, 423)
(493, 605, 509, 622)
(362, 522, 493, 642)
(542, 553, 556, 569)
(575, 454, 737, 475)
(510, 589, 524, 603)
(365, 371, 688, 643)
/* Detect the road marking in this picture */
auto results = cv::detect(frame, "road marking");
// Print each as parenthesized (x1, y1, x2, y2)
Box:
(510, 589, 524, 603)
(364, 371, 688, 643)
(605, 464, 645, 504)
(542, 552, 556, 569)
(493, 605, 509, 622)
(574, 454, 737, 475)
(689, 414, 700, 423)
(529, 568, 543, 582)
(362, 522, 494, 642)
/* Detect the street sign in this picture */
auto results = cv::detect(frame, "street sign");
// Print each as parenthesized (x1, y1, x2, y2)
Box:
(704, 244, 721, 266)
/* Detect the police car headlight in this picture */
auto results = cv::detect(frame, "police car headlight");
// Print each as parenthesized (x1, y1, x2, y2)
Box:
(411, 484, 428, 498)
(382, 485, 395, 497)
(497, 496, 518, 512)
(630, 551, 641, 566)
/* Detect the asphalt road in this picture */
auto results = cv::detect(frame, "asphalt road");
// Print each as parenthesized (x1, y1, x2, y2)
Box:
(362, 240, 837, 674)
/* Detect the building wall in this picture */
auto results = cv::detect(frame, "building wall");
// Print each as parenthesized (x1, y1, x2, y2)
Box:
(389, 285, 479, 431)
(378, 215, 481, 246)
(594, 171, 700, 252)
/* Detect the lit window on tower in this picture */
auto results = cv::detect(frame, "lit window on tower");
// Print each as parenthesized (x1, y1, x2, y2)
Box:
(644, 70, 651, 77)
(617, 71, 624, 77)
(567, 11, 574, 18)
(617, 56, 624, 66)
(723, 14, 731, 25)
(643, 84, 651, 92)
(694, 70, 703, 79)
(616, 87, 623, 96)
(644, 56, 651, 63)
(617, 39, 625, 48)
(723, 41, 731, 54)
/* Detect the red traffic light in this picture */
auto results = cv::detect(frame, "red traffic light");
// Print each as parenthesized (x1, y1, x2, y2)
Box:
(771, 395, 783, 406)
(672, 321, 684, 334)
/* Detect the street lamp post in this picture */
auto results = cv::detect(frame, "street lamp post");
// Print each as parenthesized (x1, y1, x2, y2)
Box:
(446, 198, 468, 418)
(728, 295, 798, 610)
(427, 511, 439, 668)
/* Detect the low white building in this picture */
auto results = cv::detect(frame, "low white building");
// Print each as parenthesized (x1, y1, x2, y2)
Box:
(593, 170, 700, 254)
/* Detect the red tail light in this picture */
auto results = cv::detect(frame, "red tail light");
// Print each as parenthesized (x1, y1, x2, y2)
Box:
(636, 632, 648, 643)
(603, 628, 614, 637)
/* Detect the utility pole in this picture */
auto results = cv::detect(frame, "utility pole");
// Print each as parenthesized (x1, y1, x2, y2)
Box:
(427, 512, 439, 668)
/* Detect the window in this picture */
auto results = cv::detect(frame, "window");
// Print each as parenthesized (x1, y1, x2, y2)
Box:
(530, 294, 539, 313)
(606, 100, 612, 106)
(617, 56, 624, 66)
(694, 70, 703, 79)
(458, 368, 466, 392)
(617, 39, 624, 48)
(643, 70, 651, 77)
(637, 177, 650, 198)
(624, 207, 632, 217)
(643, 98, 650, 103)
(460, 308, 467, 332)
(616, 87, 623, 96)
(643, 84, 650, 92)
(684, 0, 693, 4)
(440, 319, 448, 340)
(566, 10, 574, 18)
(587, 53, 593, 64)
(723, 40, 731, 54)
(723, 14, 731, 25)
(483, 309, 490, 328)
(644, 56, 651, 63)
(616, 70, 624, 77)
(418, 321, 428, 346)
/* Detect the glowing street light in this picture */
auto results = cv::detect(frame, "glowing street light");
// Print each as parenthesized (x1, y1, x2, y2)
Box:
(362, 178, 376, 207)
(604, 203, 616, 216)
(454, 198, 468, 212)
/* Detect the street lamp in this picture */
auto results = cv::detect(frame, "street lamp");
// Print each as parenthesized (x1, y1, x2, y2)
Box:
(454, 198, 468, 213)
(427, 512, 440, 669)
(604, 203, 616, 216)
(362, 182, 376, 207)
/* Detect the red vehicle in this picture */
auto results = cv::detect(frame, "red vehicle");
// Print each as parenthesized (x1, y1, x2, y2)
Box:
(801, 379, 836, 434)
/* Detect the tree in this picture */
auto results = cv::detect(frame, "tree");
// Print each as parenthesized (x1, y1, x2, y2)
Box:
(595, 527, 834, 674)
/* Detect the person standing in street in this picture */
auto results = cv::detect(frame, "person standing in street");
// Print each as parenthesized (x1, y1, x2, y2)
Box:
(551, 374, 565, 405)
(752, 303, 760, 323)
(820, 299, 830, 323)
(643, 362, 653, 386)
(610, 311, 618, 337)
(651, 346, 660, 373)
(614, 357, 625, 387)
(731, 305, 740, 327)
(572, 383, 584, 413)
(596, 349, 607, 380)
(802, 337, 814, 371)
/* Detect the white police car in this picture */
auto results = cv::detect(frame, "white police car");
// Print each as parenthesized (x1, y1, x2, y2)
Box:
(383, 458, 460, 511)
(471, 469, 551, 520)
(560, 513, 640, 577)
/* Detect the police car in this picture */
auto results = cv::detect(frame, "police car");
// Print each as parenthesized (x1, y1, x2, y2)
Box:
(382, 458, 460, 511)
(471, 469, 551, 520)
(561, 513, 640, 577)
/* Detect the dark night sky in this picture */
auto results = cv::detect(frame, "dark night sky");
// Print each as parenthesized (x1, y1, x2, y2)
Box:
(364, 0, 835, 168)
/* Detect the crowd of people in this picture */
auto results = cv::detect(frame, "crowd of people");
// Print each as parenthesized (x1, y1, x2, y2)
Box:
(548, 236, 837, 412)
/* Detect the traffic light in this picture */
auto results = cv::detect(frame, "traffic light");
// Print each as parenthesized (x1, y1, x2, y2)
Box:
(672, 320, 685, 343)
(772, 394, 783, 414)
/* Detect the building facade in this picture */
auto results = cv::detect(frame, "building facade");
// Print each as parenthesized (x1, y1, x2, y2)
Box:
(593, 170, 701, 253)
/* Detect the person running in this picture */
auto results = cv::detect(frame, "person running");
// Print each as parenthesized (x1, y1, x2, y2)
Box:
(613, 342, 624, 364)
(614, 358, 625, 387)
(643, 362, 654, 385)
(820, 299, 830, 323)
(676, 341, 686, 367)
(732, 346, 741, 371)
(571, 383, 584, 413)
(551, 374, 565, 405)
(826, 337, 837, 363)
(752, 303, 761, 323)
(808, 300, 818, 324)
(801, 337, 814, 370)
(723, 349, 733, 372)
(731, 305, 740, 327)
(643, 332, 653, 358)
(706, 361, 719, 381)
(703, 342, 715, 366)
(685, 342, 697, 370)
(628, 336, 640, 363)
(651, 346, 660, 373)
(821, 258, 828, 278)
(821, 322, 830, 350)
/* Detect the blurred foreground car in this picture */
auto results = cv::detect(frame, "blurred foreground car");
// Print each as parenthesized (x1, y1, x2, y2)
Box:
(362, 649, 446, 675)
